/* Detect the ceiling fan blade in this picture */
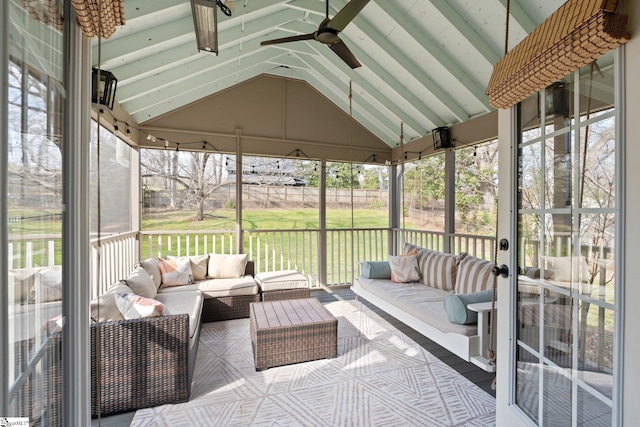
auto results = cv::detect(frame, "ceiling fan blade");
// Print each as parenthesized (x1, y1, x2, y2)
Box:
(329, 39, 361, 69)
(327, 0, 370, 32)
(260, 33, 315, 46)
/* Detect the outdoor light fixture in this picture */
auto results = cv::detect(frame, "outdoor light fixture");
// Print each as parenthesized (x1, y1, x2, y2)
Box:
(190, 0, 232, 54)
(432, 126, 452, 150)
(91, 67, 118, 110)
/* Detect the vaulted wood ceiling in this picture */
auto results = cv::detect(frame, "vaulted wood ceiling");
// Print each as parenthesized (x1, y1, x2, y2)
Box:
(94, 0, 564, 147)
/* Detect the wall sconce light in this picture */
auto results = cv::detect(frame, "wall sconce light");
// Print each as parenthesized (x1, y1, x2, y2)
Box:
(91, 68, 118, 110)
(432, 126, 452, 150)
(190, 0, 232, 54)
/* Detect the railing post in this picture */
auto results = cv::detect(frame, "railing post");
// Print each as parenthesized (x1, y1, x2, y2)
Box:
(444, 149, 456, 254)
(389, 164, 400, 255)
(318, 159, 327, 285)
(235, 129, 243, 254)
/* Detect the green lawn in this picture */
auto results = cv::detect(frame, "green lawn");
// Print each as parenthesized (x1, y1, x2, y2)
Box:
(141, 208, 390, 231)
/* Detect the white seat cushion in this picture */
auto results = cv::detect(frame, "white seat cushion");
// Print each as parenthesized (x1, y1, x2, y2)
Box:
(255, 270, 308, 292)
(197, 276, 258, 298)
(154, 290, 203, 339)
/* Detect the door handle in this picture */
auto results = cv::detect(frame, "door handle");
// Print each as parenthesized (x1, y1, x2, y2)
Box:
(492, 264, 509, 278)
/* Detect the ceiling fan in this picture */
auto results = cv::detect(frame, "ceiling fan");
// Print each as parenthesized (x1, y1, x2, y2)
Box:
(260, 0, 370, 69)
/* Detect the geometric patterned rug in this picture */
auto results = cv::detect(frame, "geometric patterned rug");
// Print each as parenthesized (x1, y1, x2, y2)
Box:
(131, 300, 496, 426)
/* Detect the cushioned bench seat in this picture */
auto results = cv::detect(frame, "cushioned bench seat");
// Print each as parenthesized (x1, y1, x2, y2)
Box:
(356, 277, 477, 337)
(155, 276, 259, 299)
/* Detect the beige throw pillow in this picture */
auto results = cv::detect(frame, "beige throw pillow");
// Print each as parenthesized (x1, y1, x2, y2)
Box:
(208, 254, 248, 279)
(543, 256, 590, 283)
(28, 267, 63, 303)
(90, 282, 134, 322)
(167, 254, 208, 281)
(138, 258, 162, 289)
(124, 266, 157, 299)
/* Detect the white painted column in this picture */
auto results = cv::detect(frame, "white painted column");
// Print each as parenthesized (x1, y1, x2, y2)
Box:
(236, 129, 243, 254)
(62, 4, 91, 423)
(0, 0, 9, 415)
(495, 107, 529, 427)
(623, 1, 639, 424)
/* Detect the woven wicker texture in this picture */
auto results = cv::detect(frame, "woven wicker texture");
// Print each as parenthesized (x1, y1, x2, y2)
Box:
(262, 288, 310, 301)
(13, 335, 62, 425)
(486, 0, 629, 109)
(201, 294, 261, 322)
(250, 298, 337, 370)
(91, 314, 190, 417)
(71, 0, 125, 39)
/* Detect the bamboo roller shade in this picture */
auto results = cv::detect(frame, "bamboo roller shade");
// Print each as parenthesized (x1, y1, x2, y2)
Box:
(486, 0, 630, 109)
(19, 0, 125, 39)
(71, 0, 125, 39)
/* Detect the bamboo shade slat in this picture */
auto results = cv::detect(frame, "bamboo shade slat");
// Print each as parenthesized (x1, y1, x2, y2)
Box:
(486, 0, 630, 109)
(20, 0, 64, 30)
(70, 0, 125, 39)
(19, 0, 125, 39)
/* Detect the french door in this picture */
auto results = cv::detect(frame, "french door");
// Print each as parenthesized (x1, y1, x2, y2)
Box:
(512, 50, 621, 426)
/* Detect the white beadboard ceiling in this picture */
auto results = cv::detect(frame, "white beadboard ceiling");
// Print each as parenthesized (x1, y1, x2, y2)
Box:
(94, 0, 564, 147)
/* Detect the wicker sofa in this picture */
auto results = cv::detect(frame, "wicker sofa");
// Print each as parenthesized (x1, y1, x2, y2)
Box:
(352, 243, 497, 372)
(90, 254, 259, 417)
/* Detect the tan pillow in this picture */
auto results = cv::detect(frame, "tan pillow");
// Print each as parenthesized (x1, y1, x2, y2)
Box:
(168, 255, 208, 281)
(124, 266, 157, 299)
(90, 282, 134, 322)
(454, 255, 495, 294)
(138, 258, 162, 289)
(9, 267, 44, 303)
(208, 254, 248, 279)
(29, 267, 63, 303)
(543, 256, 590, 282)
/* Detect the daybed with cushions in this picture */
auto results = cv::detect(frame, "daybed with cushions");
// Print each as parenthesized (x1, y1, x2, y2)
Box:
(352, 243, 497, 372)
(90, 253, 257, 417)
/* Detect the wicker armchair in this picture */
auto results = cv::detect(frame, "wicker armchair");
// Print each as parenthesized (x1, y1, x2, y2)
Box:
(90, 313, 191, 417)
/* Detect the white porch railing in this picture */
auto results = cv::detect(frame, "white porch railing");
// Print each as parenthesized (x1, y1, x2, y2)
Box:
(10, 228, 498, 295)
(90, 231, 139, 298)
(8, 234, 60, 269)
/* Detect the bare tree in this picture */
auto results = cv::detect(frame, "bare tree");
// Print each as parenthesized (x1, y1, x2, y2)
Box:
(141, 150, 228, 221)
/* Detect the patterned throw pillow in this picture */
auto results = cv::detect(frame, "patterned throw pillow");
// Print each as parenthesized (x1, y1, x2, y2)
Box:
(388, 254, 420, 283)
(115, 293, 165, 319)
(29, 267, 63, 303)
(454, 255, 495, 294)
(420, 251, 461, 291)
(167, 255, 209, 281)
(158, 257, 193, 287)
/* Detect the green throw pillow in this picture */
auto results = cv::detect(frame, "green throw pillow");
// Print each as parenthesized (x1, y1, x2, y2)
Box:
(444, 289, 494, 325)
(361, 261, 392, 280)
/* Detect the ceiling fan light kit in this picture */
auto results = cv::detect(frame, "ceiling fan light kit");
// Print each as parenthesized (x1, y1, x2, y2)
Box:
(260, 0, 370, 69)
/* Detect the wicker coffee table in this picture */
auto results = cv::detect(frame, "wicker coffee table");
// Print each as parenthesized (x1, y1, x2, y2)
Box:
(250, 298, 338, 370)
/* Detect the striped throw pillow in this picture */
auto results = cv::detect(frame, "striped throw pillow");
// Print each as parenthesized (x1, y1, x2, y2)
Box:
(454, 255, 495, 294)
(420, 251, 460, 291)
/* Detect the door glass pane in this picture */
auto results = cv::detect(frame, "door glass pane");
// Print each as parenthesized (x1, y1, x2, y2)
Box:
(6, 0, 64, 423)
(515, 52, 618, 426)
